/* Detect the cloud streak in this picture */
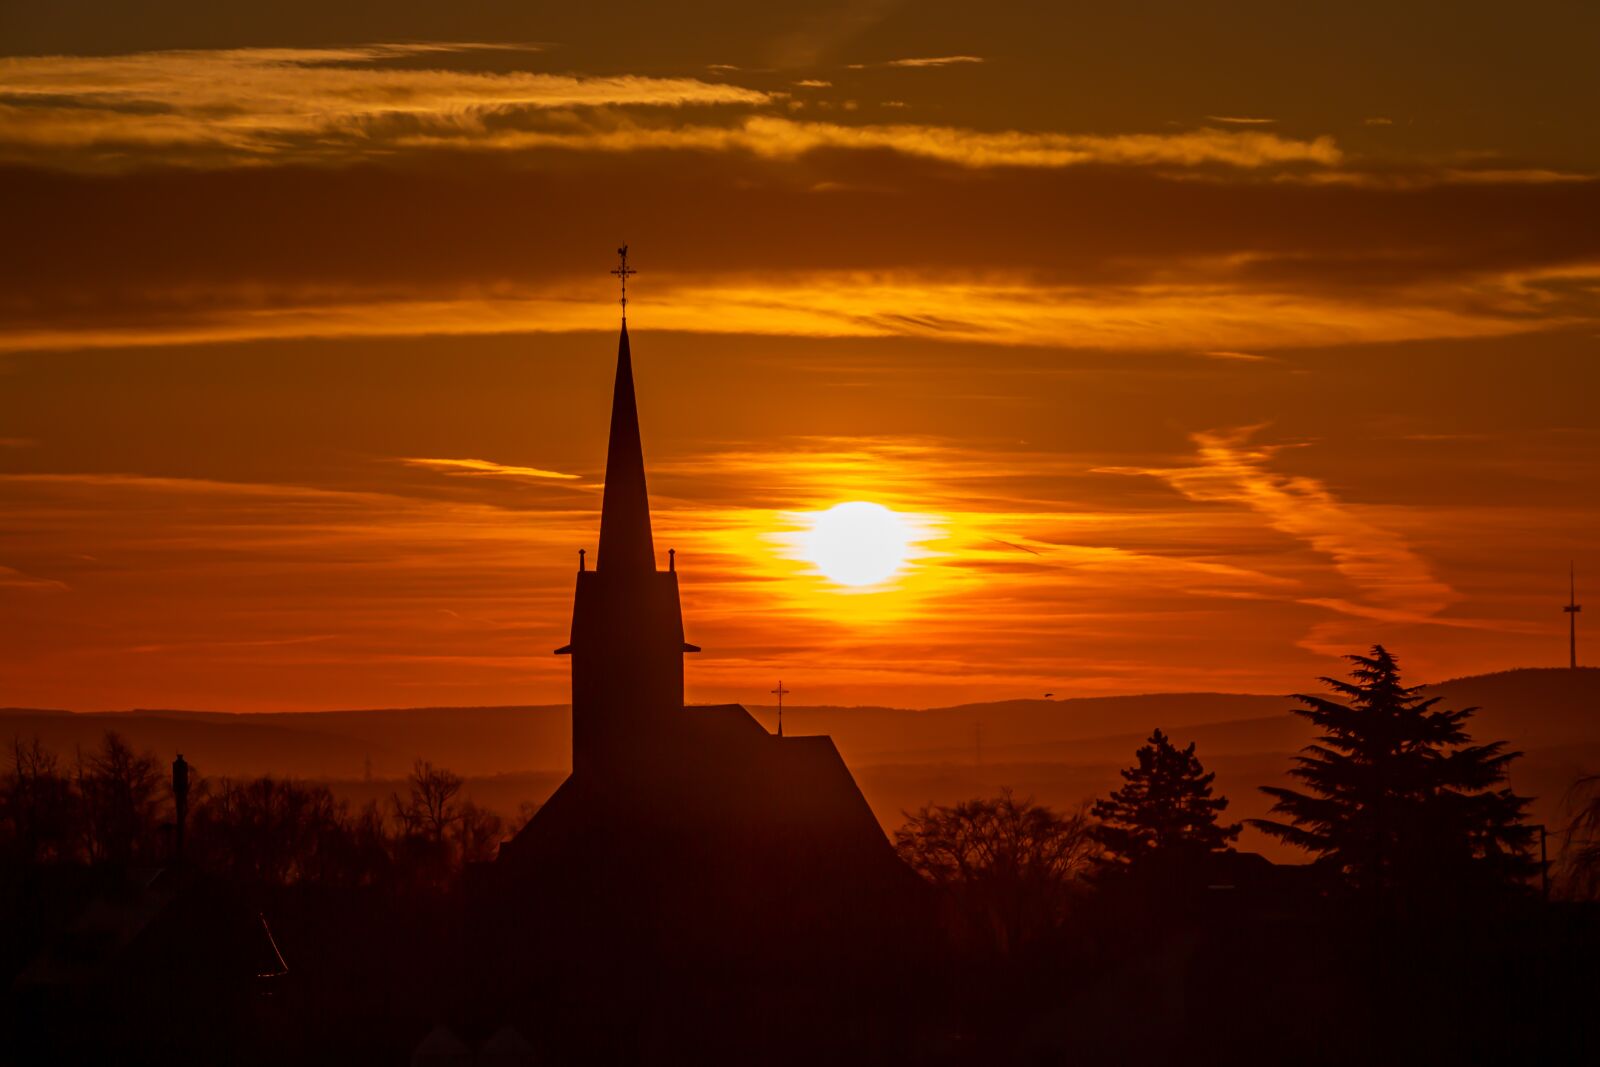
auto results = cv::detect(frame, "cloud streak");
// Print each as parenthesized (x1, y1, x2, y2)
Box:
(0, 43, 1354, 174)
(873, 56, 986, 68)
(399, 457, 582, 481)
(394, 116, 1344, 170)
(7, 266, 1592, 355)
(1102, 427, 1460, 649)
(0, 43, 769, 166)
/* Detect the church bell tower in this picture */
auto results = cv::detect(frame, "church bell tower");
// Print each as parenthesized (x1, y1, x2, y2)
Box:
(555, 250, 697, 779)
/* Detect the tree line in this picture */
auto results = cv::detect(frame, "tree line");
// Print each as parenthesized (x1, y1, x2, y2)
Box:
(0, 734, 512, 891)
(7, 643, 1598, 923)
(895, 645, 1591, 952)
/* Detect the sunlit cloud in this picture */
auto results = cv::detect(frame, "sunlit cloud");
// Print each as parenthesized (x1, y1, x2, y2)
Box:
(393, 116, 1343, 170)
(0, 43, 770, 166)
(0, 45, 1349, 173)
(399, 457, 582, 481)
(9, 262, 1597, 354)
(886, 55, 985, 67)
(850, 56, 986, 69)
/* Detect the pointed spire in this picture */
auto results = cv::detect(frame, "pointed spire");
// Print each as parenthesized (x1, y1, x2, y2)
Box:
(597, 321, 656, 572)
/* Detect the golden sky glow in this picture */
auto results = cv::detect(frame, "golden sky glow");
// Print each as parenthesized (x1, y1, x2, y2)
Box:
(2, 3, 1597, 710)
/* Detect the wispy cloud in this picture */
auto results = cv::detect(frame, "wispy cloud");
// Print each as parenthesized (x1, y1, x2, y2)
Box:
(1198, 350, 1276, 363)
(1205, 115, 1275, 125)
(1101, 427, 1459, 645)
(0, 42, 1351, 176)
(0, 564, 67, 591)
(0, 44, 769, 167)
(1290, 166, 1593, 188)
(9, 263, 1596, 355)
(850, 56, 986, 69)
(0, 421, 1583, 708)
(399, 457, 582, 481)
(886, 55, 985, 68)
(391, 116, 1342, 169)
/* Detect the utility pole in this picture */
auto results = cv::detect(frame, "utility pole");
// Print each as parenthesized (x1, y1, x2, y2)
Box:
(1565, 563, 1582, 669)
(771, 681, 790, 738)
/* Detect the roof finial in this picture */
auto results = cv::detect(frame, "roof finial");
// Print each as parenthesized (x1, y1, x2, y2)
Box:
(610, 245, 636, 320)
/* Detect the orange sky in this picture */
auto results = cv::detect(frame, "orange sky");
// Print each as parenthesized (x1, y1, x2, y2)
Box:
(2, 3, 1597, 710)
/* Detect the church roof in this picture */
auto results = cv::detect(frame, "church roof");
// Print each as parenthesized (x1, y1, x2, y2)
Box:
(500, 703, 897, 870)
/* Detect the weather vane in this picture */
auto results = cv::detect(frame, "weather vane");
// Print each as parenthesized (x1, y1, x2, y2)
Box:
(610, 244, 636, 318)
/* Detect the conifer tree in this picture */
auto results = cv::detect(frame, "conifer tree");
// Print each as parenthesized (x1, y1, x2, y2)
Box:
(1252, 645, 1536, 897)
(1092, 728, 1240, 867)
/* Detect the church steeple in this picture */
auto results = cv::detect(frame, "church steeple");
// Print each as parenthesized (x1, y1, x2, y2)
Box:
(560, 250, 692, 780)
(596, 321, 656, 573)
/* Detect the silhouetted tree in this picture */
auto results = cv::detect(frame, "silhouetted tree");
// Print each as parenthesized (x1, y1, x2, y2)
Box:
(2, 736, 80, 863)
(190, 776, 365, 885)
(456, 800, 505, 864)
(895, 788, 1095, 952)
(394, 759, 463, 845)
(390, 760, 508, 883)
(1092, 728, 1240, 870)
(1252, 646, 1536, 900)
(2, 735, 510, 891)
(1557, 773, 1600, 899)
(76, 731, 165, 865)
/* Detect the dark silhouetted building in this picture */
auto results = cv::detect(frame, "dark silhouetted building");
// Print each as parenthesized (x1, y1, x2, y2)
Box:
(481, 321, 926, 1046)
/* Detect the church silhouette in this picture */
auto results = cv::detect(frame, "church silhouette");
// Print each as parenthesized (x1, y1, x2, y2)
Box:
(475, 295, 927, 1049)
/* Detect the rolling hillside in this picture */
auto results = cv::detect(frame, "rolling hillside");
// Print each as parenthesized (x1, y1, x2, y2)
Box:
(5, 667, 1596, 860)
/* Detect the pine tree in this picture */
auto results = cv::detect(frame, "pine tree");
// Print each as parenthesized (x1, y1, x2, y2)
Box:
(1092, 728, 1240, 868)
(1252, 645, 1536, 898)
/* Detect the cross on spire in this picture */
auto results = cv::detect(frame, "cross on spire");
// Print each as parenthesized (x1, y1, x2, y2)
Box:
(771, 680, 790, 738)
(610, 245, 637, 319)
(1566, 562, 1582, 669)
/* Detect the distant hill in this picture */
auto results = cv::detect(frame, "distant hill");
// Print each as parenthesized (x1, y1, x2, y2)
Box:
(0, 705, 568, 780)
(0, 692, 1291, 781)
(5, 668, 1597, 861)
(751, 691, 1293, 764)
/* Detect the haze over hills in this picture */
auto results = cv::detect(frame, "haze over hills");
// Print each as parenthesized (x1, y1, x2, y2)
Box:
(6, 668, 1597, 860)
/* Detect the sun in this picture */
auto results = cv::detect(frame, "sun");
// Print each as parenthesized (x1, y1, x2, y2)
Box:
(801, 501, 913, 587)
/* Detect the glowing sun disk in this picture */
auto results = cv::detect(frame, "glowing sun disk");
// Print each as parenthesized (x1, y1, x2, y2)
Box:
(802, 501, 912, 587)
